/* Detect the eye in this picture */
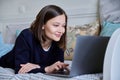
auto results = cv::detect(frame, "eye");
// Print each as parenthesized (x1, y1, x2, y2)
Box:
(53, 24, 59, 27)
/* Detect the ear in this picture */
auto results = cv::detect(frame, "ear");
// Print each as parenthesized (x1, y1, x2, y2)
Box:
(42, 26, 44, 30)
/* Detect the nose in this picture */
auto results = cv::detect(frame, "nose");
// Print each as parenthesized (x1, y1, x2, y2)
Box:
(59, 26, 65, 33)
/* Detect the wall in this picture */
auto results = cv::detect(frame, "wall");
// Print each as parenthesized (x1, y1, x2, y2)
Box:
(0, 0, 99, 35)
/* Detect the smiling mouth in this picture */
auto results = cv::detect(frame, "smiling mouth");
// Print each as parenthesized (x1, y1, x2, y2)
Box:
(55, 34, 62, 38)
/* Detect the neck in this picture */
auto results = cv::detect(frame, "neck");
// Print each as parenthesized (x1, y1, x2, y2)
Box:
(41, 40, 52, 50)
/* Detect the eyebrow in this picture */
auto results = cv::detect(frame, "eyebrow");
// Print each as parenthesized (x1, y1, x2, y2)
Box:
(53, 22, 66, 25)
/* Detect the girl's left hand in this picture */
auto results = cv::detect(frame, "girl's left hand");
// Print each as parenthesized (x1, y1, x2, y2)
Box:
(18, 63, 40, 74)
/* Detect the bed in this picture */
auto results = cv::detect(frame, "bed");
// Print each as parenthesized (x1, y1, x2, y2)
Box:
(0, 21, 104, 80)
(1, 0, 115, 79)
(0, 66, 103, 80)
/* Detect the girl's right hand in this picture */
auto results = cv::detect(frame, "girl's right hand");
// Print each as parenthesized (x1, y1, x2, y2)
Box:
(45, 61, 69, 73)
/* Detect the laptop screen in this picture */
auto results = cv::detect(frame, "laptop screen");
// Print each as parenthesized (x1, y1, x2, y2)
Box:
(70, 35, 110, 76)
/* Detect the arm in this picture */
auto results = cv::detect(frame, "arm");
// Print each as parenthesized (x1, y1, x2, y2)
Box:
(15, 31, 66, 74)
(14, 30, 44, 74)
(44, 45, 69, 73)
(14, 32, 31, 73)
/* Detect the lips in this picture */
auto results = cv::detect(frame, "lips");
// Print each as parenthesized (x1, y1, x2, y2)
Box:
(55, 34, 62, 38)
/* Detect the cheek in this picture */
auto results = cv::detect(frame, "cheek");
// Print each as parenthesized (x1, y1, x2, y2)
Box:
(63, 28, 65, 34)
(44, 27, 54, 36)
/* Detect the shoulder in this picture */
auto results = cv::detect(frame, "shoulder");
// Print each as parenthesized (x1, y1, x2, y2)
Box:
(15, 28, 37, 48)
(19, 28, 34, 39)
(17, 28, 36, 44)
(21, 28, 33, 36)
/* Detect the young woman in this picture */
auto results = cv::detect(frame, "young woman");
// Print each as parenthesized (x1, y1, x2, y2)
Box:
(0, 5, 69, 74)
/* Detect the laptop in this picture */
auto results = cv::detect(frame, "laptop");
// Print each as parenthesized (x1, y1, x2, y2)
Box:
(45, 35, 110, 78)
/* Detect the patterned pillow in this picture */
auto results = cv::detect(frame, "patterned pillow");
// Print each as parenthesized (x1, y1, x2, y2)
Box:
(64, 20, 100, 60)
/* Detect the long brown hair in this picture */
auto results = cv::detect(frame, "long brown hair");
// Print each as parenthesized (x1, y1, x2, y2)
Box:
(30, 5, 67, 51)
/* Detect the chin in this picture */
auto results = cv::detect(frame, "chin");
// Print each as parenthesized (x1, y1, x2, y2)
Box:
(54, 38, 60, 41)
(54, 40, 60, 42)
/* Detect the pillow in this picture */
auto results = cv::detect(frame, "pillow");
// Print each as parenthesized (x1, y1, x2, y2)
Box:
(5, 23, 30, 44)
(99, 0, 120, 25)
(0, 44, 14, 58)
(75, 20, 100, 36)
(64, 20, 100, 60)
(0, 32, 4, 45)
(0, 32, 14, 57)
(100, 21, 120, 37)
(16, 29, 21, 37)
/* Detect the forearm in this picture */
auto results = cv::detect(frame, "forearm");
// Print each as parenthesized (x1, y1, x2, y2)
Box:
(28, 66, 45, 73)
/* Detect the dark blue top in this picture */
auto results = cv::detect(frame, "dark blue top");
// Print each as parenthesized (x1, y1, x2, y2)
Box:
(0, 28, 64, 74)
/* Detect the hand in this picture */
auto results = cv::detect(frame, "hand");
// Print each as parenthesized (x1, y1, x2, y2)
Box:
(45, 61, 69, 73)
(18, 63, 40, 74)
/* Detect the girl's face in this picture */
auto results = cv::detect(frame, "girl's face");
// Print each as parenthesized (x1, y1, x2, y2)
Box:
(43, 14, 66, 42)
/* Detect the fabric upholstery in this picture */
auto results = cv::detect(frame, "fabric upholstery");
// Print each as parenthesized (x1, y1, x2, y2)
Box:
(99, 0, 120, 25)
(64, 20, 100, 60)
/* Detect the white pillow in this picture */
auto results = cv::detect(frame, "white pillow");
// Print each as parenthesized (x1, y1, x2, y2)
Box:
(4, 23, 30, 44)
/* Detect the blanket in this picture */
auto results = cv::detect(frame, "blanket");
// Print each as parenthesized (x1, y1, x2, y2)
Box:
(0, 67, 103, 80)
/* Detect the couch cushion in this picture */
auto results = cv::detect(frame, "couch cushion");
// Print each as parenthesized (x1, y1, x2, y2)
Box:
(64, 20, 100, 60)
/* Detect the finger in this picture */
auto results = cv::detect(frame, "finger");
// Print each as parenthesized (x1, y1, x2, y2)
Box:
(23, 64, 35, 72)
(59, 63, 69, 69)
(54, 66, 60, 71)
(57, 62, 65, 68)
(19, 64, 30, 73)
(18, 67, 26, 74)
(19, 66, 28, 74)
(65, 67, 70, 72)
(23, 63, 40, 72)
(64, 67, 70, 74)
(56, 64, 63, 69)
(18, 65, 25, 73)
(65, 63, 69, 66)
(20, 64, 25, 67)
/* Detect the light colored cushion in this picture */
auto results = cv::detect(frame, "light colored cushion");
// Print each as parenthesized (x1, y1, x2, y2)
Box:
(100, 21, 120, 37)
(99, 0, 120, 24)
(5, 23, 30, 44)
(64, 20, 100, 60)
(0, 24, 28, 57)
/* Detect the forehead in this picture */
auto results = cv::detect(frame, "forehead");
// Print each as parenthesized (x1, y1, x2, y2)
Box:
(48, 14, 66, 24)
